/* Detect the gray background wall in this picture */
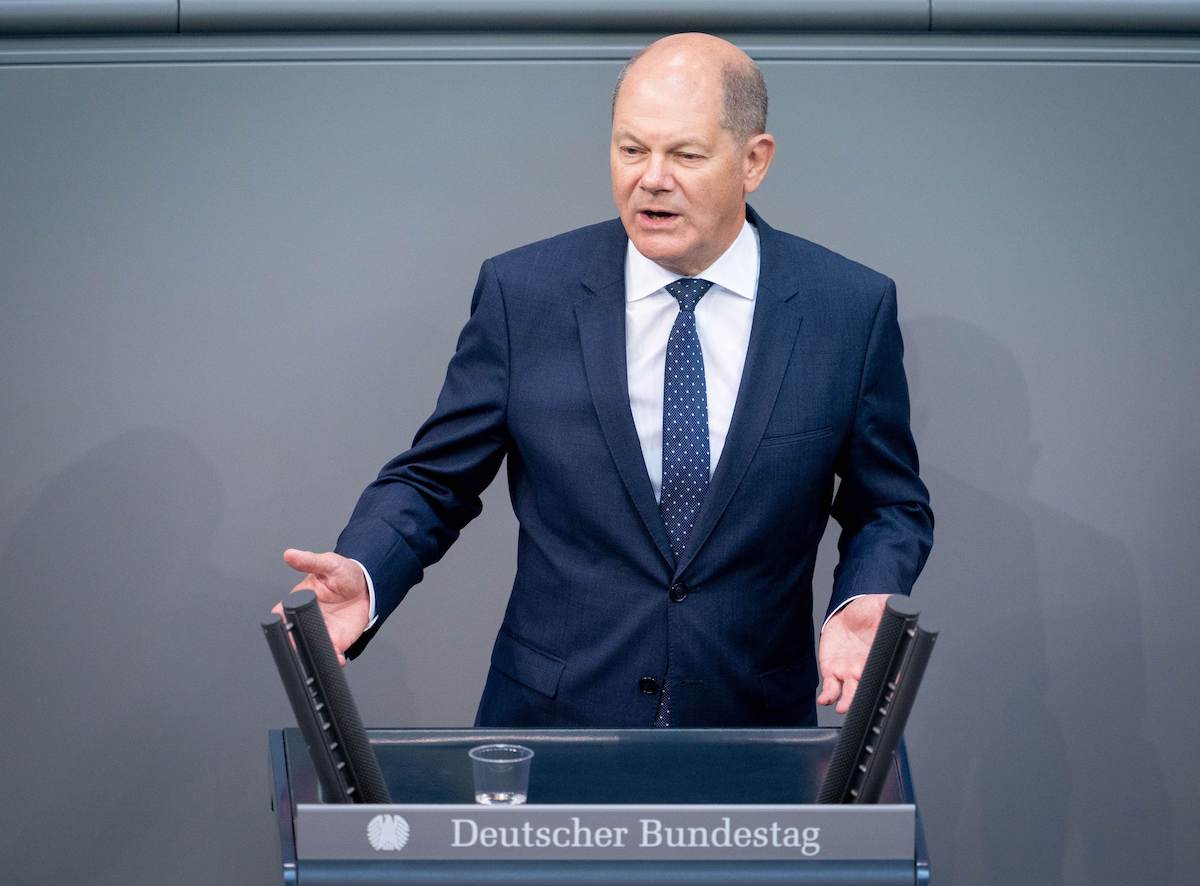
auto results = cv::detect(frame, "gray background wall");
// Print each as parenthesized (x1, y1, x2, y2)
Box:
(1, 19, 1198, 886)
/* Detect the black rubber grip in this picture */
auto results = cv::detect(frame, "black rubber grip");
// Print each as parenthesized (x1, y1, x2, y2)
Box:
(283, 590, 391, 803)
(817, 595, 921, 804)
(854, 624, 936, 803)
(262, 616, 349, 803)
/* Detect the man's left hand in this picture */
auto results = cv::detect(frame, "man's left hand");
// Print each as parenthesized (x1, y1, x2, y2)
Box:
(817, 594, 891, 714)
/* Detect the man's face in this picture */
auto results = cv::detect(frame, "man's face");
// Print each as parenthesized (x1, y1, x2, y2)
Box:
(610, 65, 752, 277)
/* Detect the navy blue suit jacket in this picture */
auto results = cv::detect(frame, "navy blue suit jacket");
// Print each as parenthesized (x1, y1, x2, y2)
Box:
(335, 206, 932, 728)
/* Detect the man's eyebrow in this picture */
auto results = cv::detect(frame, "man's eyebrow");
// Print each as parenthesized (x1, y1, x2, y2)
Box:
(613, 131, 712, 151)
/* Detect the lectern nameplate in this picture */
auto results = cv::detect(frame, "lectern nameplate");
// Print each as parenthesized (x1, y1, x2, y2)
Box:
(296, 802, 915, 862)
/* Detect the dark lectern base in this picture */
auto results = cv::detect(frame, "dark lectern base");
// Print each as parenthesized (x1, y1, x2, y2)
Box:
(269, 727, 930, 885)
(295, 859, 918, 885)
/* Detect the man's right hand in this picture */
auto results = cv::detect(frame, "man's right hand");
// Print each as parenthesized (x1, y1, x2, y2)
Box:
(274, 549, 370, 666)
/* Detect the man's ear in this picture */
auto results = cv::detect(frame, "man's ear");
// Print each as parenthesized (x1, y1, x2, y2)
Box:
(743, 133, 777, 195)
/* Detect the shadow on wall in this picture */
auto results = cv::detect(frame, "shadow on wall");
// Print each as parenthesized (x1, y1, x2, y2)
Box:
(904, 315, 1173, 886)
(0, 428, 325, 885)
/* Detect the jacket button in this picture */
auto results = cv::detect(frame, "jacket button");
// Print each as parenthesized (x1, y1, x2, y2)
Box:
(639, 676, 659, 695)
(669, 582, 689, 602)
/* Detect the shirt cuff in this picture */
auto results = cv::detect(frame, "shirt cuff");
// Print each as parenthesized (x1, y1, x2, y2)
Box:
(349, 558, 380, 630)
(821, 593, 870, 634)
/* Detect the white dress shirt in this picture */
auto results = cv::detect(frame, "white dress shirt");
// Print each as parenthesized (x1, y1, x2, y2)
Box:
(625, 219, 759, 500)
(360, 218, 859, 632)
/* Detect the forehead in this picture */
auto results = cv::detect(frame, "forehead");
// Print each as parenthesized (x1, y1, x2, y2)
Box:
(613, 65, 724, 139)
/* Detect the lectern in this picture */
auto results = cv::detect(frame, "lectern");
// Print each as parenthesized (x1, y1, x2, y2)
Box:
(265, 593, 934, 884)
(267, 726, 930, 885)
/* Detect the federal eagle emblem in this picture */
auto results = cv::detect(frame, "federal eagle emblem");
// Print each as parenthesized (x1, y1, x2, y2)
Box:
(367, 813, 410, 851)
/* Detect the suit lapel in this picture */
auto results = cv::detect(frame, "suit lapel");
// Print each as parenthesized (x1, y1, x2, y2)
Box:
(576, 222, 676, 569)
(673, 209, 804, 579)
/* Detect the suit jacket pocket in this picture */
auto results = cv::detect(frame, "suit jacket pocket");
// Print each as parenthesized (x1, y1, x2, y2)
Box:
(490, 628, 566, 699)
(759, 426, 833, 448)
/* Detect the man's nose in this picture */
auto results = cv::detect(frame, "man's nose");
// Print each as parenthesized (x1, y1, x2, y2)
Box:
(639, 155, 674, 192)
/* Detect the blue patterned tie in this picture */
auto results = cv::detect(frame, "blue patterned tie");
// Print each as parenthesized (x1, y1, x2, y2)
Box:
(654, 277, 714, 727)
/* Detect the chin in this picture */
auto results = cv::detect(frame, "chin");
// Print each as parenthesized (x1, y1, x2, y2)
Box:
(630, 233, 686, 267)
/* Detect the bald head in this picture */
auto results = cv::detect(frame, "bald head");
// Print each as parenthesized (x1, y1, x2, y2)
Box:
(612, 34, 767, 143)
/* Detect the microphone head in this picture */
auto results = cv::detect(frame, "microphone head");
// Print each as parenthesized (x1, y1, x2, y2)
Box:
(282, 589, 319, 615)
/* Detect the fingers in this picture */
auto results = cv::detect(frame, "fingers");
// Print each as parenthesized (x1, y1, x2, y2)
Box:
(836, 676, 859, 715)
(277, 549, 368, 667)
(817, 674, 841, 706)
(283, 548, 343, 576)
(817, 669, 863, 711)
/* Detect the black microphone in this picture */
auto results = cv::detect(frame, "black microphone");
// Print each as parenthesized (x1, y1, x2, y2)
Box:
(262, 590, 390, 804)
(817, 594, 937, 804)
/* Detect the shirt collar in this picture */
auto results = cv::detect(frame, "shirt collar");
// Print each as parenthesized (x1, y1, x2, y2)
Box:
(625, 218, 759, 303)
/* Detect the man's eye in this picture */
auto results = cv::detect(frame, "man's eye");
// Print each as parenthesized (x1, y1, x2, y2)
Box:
(678, 153, 703, 161)
(621, 146, 642, 156)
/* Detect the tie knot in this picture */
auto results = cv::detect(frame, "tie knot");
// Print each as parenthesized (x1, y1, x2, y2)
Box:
(665, 277, 714, 313)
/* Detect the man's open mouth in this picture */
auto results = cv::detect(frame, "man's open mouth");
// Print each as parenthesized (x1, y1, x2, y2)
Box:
(640, 210, 679, 222)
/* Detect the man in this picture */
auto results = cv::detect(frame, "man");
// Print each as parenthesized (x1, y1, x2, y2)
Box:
(277, 34, 932, 728)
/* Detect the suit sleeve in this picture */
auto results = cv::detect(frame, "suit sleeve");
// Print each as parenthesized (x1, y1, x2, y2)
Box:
(828, 278, 933, 618)
(335, 259, 510, 658)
